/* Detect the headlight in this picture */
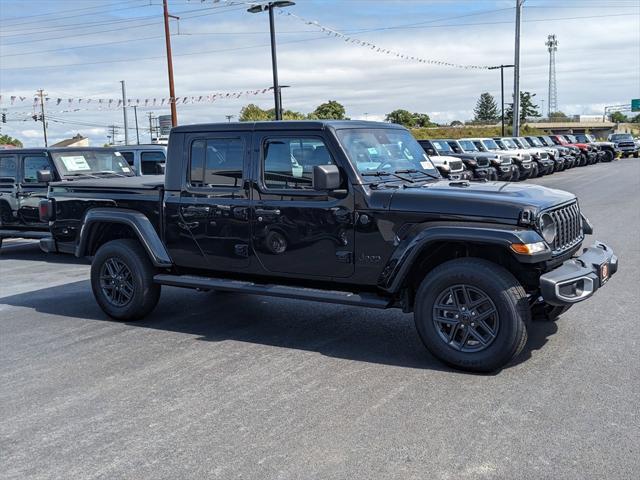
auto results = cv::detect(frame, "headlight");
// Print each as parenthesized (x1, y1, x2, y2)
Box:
(539, 212, 557, 244)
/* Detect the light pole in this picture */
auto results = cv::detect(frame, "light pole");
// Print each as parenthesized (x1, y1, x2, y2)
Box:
(512, 0, 524, 135)
(488, 64, 515, 136)
(120, 80, 129, 145)
(247, 1, 295, 120)
(132, 105, 140, 144)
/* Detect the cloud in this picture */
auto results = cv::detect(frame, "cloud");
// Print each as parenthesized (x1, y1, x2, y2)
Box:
(1, 0, 638, 146)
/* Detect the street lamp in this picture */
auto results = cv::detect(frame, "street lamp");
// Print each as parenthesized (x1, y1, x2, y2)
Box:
(247, 1, 295, 121)
(488, 64, 515, 136)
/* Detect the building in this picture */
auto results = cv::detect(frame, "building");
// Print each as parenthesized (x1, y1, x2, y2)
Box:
(51, 134, 88, 147)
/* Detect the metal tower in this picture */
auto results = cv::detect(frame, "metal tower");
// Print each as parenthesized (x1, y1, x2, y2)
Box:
(546, 34, 558, 116)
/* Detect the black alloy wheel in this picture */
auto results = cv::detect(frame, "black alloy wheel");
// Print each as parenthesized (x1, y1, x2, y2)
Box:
(432, 285, 500, 352)
(99, 257, 135, 307)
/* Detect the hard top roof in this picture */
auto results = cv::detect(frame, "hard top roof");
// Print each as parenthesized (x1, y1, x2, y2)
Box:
(171, 120, 402, 133)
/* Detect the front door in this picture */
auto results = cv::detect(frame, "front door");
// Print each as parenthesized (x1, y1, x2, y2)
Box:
(250, 132, 355, 279)
(177, 132, 252, 272)
(18, 154, 54, 226)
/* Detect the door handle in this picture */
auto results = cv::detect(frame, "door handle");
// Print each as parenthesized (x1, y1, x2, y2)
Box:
(255, 208, 280, 216)
(181, 205, 210, 216)
(17, 191, 33, 198)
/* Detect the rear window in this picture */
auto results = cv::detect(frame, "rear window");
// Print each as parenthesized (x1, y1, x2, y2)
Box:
(141, 150, 166, 175)
(189, 138, 243, 187)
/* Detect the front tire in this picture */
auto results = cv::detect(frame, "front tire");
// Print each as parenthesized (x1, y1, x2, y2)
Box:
(91, 239, 161, 321)
(414, 258, 530, 373)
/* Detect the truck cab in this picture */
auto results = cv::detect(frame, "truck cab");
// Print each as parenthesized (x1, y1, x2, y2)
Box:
(116, 144, 167, 175)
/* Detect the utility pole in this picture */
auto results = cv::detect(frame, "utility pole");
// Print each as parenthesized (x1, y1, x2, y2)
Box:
(488, 64, 515, 136)
(108, 125, 118, 145)
(225, 115, 234, 122)
(512, 0, 524, 136)
(148, 112, 154, 143)
(37, 89, 48, 146)
(133, 105, 140, 144)
(120, 80, 129, 145)
(163, 0, 178, 127)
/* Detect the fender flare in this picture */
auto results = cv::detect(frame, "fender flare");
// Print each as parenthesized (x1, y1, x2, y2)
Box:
(76, 208, 172, 267)
(378, 222, 547, 293)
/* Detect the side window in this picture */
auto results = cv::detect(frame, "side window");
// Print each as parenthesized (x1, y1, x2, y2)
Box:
(140, 150, 166, 175)
(263, 137, 335, 190)
(189, 138, 243, 187)
(23, 156, 52, 183)
(0, 155, 18, 182)
(119, 151, 134, 166)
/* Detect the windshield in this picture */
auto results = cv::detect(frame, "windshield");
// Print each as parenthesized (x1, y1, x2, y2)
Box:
(51, 150, 134, 177)
(611, 134, 633, 141)
(501, 138, 519, 149)
(481, 139, 500, 150)
(337, 128, 439, 177)
(565, 135, 578, 143)
(457, 140, 478, 152)
(431, 140, 453, 153)
(526, 137, 543, 147)
(574, 134, 590, 143)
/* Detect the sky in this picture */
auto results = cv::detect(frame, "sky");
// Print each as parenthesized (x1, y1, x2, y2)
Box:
(0, 0, 639, 147)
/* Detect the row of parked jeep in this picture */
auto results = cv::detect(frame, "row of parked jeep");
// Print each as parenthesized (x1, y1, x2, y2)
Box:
(418, 134, 621, 182)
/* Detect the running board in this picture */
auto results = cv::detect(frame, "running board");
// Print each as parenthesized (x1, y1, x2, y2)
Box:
(0, 230, 50, 239)
(153, 274, 391, 309)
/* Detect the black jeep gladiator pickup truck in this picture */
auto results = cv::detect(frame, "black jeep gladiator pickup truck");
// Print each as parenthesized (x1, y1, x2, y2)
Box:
(41, 121, 618, 372)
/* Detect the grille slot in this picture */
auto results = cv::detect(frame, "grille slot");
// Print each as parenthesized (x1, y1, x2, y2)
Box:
(546, 202, 583, 255)
(477, 157, 490, 167)
(449, 160, 463, 172)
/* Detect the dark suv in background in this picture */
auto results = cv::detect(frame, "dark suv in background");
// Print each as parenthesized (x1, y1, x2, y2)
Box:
(0, 147, 134, 249)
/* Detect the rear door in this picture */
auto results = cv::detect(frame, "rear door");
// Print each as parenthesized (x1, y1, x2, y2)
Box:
(249, 131, 355, 278)
(177, 132, 252, 272)
(18, 153, 54, 226)
(0, 154, 19, 225)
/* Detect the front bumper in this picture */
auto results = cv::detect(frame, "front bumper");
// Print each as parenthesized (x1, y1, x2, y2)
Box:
(471, 166, 495, 180)
(539, 242, 618, 306)
(518, 161, 534, 178)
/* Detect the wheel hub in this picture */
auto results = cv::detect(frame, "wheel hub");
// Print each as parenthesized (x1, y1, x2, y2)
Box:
(432, 284, 500, 353)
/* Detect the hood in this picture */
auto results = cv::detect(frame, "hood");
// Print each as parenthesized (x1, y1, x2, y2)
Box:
(387, 180, 575, 220)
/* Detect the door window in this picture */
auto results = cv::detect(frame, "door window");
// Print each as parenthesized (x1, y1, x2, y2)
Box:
(262, 137, 335, 189)
(141, 150, 166, 175)
(22, 155, 52, 183)
(119, 151, 135, 166)
(0, 155, 18, 182)
(189, 138, 243, 187)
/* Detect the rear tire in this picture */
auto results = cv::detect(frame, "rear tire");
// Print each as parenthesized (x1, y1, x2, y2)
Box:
(414, 258, 530, 373)
(91, 239, 161, 321)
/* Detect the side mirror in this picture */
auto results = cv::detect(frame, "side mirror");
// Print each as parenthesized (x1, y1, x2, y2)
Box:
(158, 163, 166, 174)
(37, 170, 52, 183)
(313, 164, 341, 190)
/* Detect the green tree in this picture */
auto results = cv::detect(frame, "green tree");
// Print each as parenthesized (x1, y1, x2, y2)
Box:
(630, 114, 640, 123)
(473, 92, 499, 123)
(312, 100, 346, 120)
(412, 113, 434, 127)
(548, 111, 569, 121)
(239, 104, 270, 121)
(385, 109, 416, 127)
(0, 134, 22, 147)
(450, 120, 464, 127)
(505, 91, 541, 123)
(610, 111, 628, 123)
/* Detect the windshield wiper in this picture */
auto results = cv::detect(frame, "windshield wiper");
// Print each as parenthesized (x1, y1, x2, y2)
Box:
(394, 169, 440, 181)
(362, 170, 416, 183)
(93, 170, 127, 177)
(64, 173, 99, 179)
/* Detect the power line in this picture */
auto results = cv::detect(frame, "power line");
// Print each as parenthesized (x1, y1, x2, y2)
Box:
(0, 0, 136, 25)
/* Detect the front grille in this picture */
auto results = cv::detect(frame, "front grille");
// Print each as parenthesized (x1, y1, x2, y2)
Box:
(499, 155, 512, 165)
(449, 160, 463, 172)
(540, 152, 548, 159)
(619, 142, 635, 148)
(522, 154, 531, 161)
(545, 202, 584, 255)
(477, 157, 490, 167)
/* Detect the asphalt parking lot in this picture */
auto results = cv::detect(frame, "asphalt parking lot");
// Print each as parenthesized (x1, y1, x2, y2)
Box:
(1, 159, 638, 480)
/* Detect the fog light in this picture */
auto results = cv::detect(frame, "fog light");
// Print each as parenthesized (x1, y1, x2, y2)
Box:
(510, 242, 547, 255)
